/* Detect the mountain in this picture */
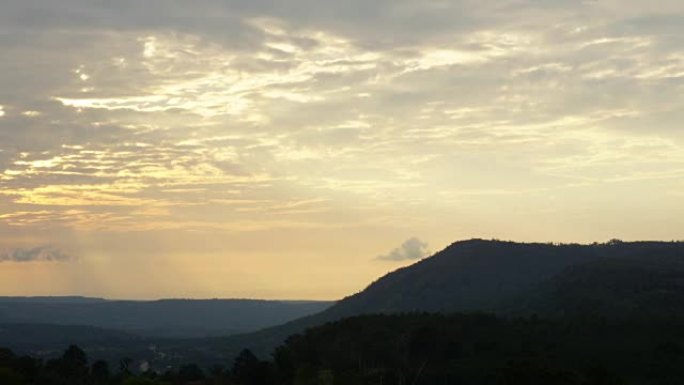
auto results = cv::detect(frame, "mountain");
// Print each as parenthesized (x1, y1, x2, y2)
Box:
(0, 298, 332, 338)
(528, 244, 684, 319)
(205, 239, 684, 358)
(326, 239, 595, 315)
(314, 239, 684, 318)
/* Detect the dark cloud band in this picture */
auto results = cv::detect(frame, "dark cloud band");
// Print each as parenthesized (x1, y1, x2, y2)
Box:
(0, 246, 74, 263)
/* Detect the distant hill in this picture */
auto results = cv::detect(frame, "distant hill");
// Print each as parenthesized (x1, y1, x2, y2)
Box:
(0, 298, 331, 338)
(0, 296, 107, 304)
(203, 239, 684, 358)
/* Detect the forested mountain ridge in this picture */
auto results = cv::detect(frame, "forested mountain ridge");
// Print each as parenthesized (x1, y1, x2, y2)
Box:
(208, 239, 684, 357)
(312, 239, 684, 319)
(526, 246, 684, 319)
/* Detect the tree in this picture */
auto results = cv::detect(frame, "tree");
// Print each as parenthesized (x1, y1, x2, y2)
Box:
(47, 345, 89, 383)
(91, 360, 110, 384)
(178, 363, 204, 382)
(233, 349, 273, 385)
(0, 348, 14, 366)
(0, 368, 23, 385)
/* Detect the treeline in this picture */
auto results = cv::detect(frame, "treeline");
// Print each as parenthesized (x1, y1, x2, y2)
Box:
(275, 313, 684, 385)
(0, 344, 277, 385)
(3, 313, 684, 384)
(2, 345, 262, 385)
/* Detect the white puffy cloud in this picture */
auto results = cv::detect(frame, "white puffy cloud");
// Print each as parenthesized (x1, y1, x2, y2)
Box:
(378, 237, 430, 261)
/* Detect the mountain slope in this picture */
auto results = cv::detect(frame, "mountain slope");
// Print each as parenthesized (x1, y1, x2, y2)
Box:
(206, 239, 684, 358)
(323, 239, 684, 318)
(327, 239, 595, 315)
(528, 245, 684, 319)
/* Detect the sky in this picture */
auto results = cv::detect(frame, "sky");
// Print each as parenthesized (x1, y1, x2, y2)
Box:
(0, 0, 683, 300)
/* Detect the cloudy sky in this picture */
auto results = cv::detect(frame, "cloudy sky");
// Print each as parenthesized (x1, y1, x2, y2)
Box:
(0, 0, 682, 300)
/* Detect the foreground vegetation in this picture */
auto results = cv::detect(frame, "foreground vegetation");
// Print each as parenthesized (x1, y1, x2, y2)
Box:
(3, 313, 684, 385)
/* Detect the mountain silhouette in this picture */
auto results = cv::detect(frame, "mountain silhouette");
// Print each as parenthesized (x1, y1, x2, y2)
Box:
(202, 239, 684, 358)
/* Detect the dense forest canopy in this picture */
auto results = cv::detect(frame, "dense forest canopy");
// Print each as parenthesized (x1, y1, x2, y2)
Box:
(3, 313, 684, 384)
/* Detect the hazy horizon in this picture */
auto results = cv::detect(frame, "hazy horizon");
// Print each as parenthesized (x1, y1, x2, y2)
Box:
(1, 0, 683, 300)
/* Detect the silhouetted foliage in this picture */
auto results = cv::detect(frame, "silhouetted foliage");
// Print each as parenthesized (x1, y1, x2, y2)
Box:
(4, 313, 684, 384)
(91, 360, 110, 384)
(232, 349, 274, 385)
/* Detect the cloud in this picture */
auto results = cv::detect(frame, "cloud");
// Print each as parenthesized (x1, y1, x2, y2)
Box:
(0, 0, 682, 257)
(377, 237, 430, 261)
(0, 246, 74, 263)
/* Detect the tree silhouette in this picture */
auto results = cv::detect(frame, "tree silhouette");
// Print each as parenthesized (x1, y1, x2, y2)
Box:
(91, 360, 110, 384)
(232, 349, 273, 385)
